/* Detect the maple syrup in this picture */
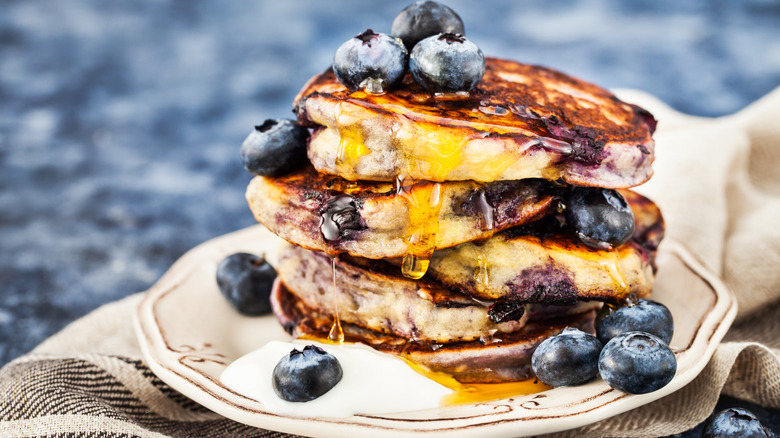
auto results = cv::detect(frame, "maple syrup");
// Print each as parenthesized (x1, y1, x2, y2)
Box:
(395, 175, 443, 279)
(334, 102, 370, 172)
(328, 256, 344, 343)
(404, 360, 550, 406)
(473, 187, 496, 292)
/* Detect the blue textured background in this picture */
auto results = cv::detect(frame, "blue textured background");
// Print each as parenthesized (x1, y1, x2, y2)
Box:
(1, 0, 779, 434)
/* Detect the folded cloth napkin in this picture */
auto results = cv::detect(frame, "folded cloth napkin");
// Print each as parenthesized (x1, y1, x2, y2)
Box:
(1, 88, 780, 438)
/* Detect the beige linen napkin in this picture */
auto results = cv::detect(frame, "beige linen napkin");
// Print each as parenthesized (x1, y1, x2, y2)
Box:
(545, 87, 780, 437)
(1, 88, 779, 437)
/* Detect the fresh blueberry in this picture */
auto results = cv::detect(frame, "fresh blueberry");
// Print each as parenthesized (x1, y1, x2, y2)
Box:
(596, 299, 674, 345)
(409, 33, 485, 93)
(240, 119, 309, 177)
(564, 187, 635, 249)
(599, 331, 676, 394)
(216, 253, 276, 316)
(702, 407, 773, 437)
(391, 1, 465, 50)
(333, 29, 408, 94)
(272, 345, 343, 402)
(531, 328, 602, 387)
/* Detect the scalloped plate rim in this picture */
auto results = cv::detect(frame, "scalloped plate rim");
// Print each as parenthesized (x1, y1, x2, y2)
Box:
(134, 225, 737, 438)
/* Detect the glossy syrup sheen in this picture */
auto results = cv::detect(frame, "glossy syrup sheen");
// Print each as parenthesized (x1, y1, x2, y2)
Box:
(396, 176, 443, 279)
(337, 92, 532, 183)
(403, 360, 550, 406)
(328, 256, 344, 343)
(473, 187, 496, 293)
(297, 58, 656, 186)
(331, 112, 521, 281)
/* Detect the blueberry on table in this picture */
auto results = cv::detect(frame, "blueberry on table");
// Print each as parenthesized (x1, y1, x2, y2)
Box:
(598, 331, 676, 394)
(273, 345, 343, 402)
(409, 33, 485, 93)
(702, 407, 773, 437)
(391, 0, 465, 50)
(564, 187, 635, 249)
(596, 299, 674, 345)
(333, 29, 408, 94)
(531, 327, 602, 387)
(216, 252, 276, 316)
(240, 119, 309, 177)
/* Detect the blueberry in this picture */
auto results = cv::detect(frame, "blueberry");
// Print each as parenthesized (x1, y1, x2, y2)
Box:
(272, 345, 343, 402)
(598, 331, 676, 394)
(216, 253, 276, 316)
(409, 33, 485, 93)
(333, 29, 408, 94)
(531, 328, 602, 387)
(391, 1, 465, 50)
(596, 299, 674, 345)
(564, 187, 635, 248)
(702, 408, 773, 437)
(240, 119, 309, 177)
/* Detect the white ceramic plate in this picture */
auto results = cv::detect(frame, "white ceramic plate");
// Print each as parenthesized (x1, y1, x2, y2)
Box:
(134, 225, 737, 438)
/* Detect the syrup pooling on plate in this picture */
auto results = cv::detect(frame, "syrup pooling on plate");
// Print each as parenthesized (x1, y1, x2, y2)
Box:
(402, 358, 550, 406)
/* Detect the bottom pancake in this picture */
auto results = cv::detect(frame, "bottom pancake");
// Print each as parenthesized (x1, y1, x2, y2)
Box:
(271, 279, 598, 383)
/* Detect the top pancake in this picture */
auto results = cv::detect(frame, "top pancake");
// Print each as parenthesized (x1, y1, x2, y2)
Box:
(295, 57, 656, 188)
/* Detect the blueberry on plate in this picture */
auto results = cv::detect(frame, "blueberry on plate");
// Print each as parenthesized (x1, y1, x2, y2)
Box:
(596, 299, 674, 345)
(333, 29, 408, 94)
(702, 407, 773, 437)
(598, 331, 676, 394)
(272, 345, 343, 402)
(531, 327, 602, 387)
(564, 186, 635, 249)
(391, 0, 465, 50)
(240, 119, 309, 177)
(216, 252, 276, 316)
(409, 33, 485, 93)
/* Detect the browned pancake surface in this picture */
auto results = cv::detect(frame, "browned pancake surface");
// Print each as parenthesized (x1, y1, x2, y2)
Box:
(295, 57, 656, 187)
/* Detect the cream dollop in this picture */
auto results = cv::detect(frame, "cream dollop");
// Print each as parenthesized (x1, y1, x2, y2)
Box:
(220, 340, 453, 418)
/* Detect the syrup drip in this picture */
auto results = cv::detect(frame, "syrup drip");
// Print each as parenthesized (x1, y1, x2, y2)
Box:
(473, 188, 495, 293)
(335, 102, 370, 172)
(396, 175, 444, 279)
(474, 254, 490, 294)
(607, 248, 628, 295)
(576, 245, 630, 299)
(328, 256, 344, 343)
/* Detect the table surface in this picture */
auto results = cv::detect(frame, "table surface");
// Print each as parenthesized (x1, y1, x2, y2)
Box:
(1, 0, 779, 435)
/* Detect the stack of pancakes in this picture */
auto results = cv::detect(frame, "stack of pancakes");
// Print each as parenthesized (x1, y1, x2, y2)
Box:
(247, 58, 663, 383)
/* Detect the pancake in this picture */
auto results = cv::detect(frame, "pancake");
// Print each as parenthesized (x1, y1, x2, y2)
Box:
(247, 164, 559, 259)
(421, 190, 664, 303)
(295, 57, 656, 187)
(271, 279, 598, 383)
(276, 243, 602, 343)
